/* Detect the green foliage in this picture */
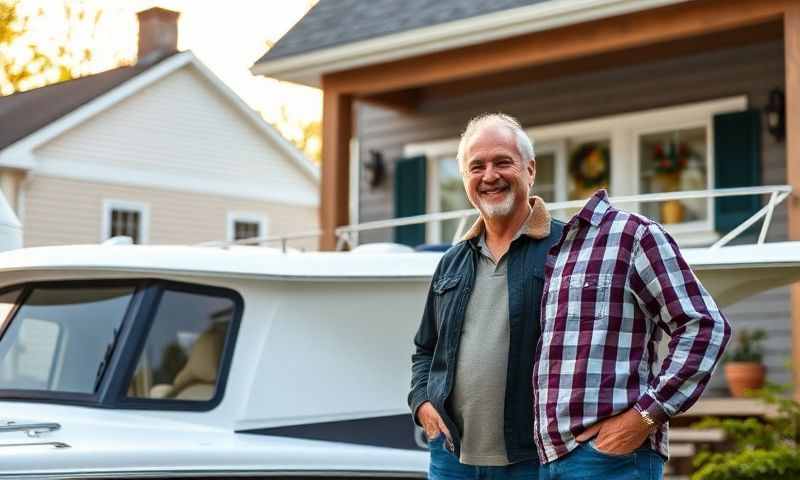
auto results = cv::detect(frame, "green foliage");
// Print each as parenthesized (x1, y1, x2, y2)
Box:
(724, 328, 767, 363)
(0, 0, 110, 95)
(691, 384, 800, 480)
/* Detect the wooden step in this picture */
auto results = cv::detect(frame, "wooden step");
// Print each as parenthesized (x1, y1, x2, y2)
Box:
(668, 443, 696, 457)
(669, 427, 725, 442)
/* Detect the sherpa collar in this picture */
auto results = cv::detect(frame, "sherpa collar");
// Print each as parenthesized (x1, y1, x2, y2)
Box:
(461, 195, 551, 241)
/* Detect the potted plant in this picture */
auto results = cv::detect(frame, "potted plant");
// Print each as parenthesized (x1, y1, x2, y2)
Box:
(723, 328, 767, 397)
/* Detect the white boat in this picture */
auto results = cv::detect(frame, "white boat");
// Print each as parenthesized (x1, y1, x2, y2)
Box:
(0, 186, 797, 478)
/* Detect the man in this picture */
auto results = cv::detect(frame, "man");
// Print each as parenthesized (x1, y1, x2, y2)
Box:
(532, 193, 732, 476)
(408, 113, 562, 479)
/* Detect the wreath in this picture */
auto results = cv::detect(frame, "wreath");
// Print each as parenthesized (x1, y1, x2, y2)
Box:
(569, 143, 610, 190)
(653, 141, 689, 174)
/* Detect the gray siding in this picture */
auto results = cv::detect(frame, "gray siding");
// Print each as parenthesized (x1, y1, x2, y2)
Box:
(356, 40, 790, 392)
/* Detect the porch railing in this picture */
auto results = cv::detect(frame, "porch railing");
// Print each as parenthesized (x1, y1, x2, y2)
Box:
(202, 185, 793, 252)
(334, 185, 792, 250)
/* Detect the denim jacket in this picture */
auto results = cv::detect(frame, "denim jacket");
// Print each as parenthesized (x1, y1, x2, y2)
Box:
(408, 197, 563, 463)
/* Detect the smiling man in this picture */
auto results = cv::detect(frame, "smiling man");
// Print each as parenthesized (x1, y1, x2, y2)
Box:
(408, 113, 562, 479)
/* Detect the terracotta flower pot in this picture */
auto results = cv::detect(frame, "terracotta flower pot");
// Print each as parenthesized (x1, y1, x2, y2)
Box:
(724, 362, 766, 397)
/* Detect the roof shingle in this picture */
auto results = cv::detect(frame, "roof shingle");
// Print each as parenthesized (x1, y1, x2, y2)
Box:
(257, 0, 552, 64)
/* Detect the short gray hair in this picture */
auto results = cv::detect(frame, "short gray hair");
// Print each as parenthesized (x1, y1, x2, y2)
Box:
(456, 113, 535, 173)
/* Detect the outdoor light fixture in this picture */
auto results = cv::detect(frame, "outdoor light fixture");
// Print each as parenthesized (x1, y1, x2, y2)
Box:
(365, 149, 386, 188)
(765, 88, 785, 142)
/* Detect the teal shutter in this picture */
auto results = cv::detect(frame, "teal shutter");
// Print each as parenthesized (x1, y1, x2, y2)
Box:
(394, 155, 427, 246)
(713, 110, 761, 233)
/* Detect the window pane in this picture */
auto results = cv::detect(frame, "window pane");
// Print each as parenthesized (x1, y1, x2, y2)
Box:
(533, 152, 556, 202)
(438, 158, 472, 243)
(234, 221, 260, 241)
(0, 286, 134, 393)
(568, 140, 611, 201)
(127, 289, 234, 402)
(110, 209, 141, 244)
(639, 127, 707, 224)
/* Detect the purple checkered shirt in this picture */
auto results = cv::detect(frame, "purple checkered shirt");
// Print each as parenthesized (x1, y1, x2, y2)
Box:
(533, 189, 732, 463)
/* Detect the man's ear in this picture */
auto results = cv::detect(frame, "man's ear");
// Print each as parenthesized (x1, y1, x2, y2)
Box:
(528, 159, 536, 185)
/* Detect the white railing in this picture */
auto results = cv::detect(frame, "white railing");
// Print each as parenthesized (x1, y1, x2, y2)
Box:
(197, 229, 322, 253)
(200, 185, 792, 252)
(334, 185, 793, 250)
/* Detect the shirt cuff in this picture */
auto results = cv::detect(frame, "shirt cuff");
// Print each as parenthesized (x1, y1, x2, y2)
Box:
(633, 392, 670, 425)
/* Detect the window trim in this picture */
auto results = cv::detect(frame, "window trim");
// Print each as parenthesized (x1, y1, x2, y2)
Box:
(226, 211, 269, 242)
(0, 279, 243, 413)
(101, 199, 150, 244)
(404, 96, 747, 245)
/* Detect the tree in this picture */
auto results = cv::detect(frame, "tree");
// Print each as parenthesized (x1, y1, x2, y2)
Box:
(270, 103, 321, 164)
(0, 0, 113, 95)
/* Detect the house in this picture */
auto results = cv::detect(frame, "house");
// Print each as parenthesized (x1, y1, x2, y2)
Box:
(252, 0, 798, 400)
(0, 7, 319, 250)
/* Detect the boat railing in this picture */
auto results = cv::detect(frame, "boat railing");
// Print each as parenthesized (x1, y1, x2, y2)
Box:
(203, 185, 793, 252)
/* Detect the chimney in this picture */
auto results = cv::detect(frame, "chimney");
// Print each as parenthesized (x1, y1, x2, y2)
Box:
(136, 7, 180, 63)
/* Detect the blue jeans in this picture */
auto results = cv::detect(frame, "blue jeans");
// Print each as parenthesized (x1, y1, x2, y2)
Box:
(539, 440, 665, 480)
(428, 434, 540, 480)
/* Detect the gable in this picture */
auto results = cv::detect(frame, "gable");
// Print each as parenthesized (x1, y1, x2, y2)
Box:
(31, 64, 318, 206)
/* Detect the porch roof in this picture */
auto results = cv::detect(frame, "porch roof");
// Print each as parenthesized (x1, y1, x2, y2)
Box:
(251, 0, 686, 87)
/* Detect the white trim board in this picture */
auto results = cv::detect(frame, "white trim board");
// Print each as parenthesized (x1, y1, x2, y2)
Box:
(32, 160, 318, 207)
(251, 0, 689, 87)
(0, 51, 320, 188)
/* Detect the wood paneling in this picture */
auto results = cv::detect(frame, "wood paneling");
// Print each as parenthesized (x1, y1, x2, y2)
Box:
(784, 3, 800, 400)
(325, 0, 790, 95)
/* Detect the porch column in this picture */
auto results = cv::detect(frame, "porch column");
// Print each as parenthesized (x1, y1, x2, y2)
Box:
(785, 4, 800, 400)
(319, 88, 353, 250)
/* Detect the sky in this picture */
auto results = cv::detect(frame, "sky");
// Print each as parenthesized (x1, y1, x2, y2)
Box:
(9, 0, 322, 156)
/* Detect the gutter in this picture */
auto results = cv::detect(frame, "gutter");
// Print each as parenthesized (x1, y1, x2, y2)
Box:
(251, 0, 690, 87)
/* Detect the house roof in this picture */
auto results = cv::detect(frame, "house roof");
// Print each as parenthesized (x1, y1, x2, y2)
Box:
(251, 0, 687, 87)
(0, 51, 319, 187)
(0, 55, 172, 151)
(260, 0, 550, 62)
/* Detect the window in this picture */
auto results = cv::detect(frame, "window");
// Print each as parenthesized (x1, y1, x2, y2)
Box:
(227, 212, 267, 242)
(639, 126, 708, 225)
(102, 200, 149, 244)
(406, 96, 746, 245)
(126, 289, 236, 402)
(0, 285, 135, 394)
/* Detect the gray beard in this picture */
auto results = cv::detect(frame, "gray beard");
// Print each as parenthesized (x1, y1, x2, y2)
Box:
(478, 190, 515, 218)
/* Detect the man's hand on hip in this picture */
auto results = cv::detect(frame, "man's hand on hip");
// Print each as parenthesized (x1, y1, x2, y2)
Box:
(575, 408, 654, 455)
(417, 401, 452, 443)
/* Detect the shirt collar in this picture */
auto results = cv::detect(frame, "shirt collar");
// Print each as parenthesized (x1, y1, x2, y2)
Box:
(461, 195, 551, 242)
(576, 188, 612, 227)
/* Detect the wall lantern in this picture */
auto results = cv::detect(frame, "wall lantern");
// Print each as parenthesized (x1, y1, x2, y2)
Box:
(765, 88, 785, 142)
(365, 149, 386, 188)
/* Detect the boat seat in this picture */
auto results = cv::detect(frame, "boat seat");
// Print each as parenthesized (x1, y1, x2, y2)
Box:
(148, 326, 224, 401)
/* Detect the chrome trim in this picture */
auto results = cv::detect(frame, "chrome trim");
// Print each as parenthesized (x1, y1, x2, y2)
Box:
(0, 421, 61, 437)
(0, 441, 69, 449)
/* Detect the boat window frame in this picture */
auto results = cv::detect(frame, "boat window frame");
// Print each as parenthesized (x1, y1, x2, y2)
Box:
(0, 278, 243, 412)
(109, 280, 243, 412)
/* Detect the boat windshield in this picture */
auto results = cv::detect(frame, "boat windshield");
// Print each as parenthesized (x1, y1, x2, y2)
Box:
(0, 285, 135, 394)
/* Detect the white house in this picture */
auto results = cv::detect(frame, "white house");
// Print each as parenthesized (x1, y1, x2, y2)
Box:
(0, 8, 319, 250)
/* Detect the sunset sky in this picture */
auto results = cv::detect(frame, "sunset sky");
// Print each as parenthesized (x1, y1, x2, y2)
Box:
(8, 0, 322, 155)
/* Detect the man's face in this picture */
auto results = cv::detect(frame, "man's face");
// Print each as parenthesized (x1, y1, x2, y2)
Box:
(462, 123, 535, 219)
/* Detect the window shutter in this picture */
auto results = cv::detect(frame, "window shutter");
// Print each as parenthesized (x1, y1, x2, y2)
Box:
(713, 110, 761, 234)
(393, 155, 427, 246)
